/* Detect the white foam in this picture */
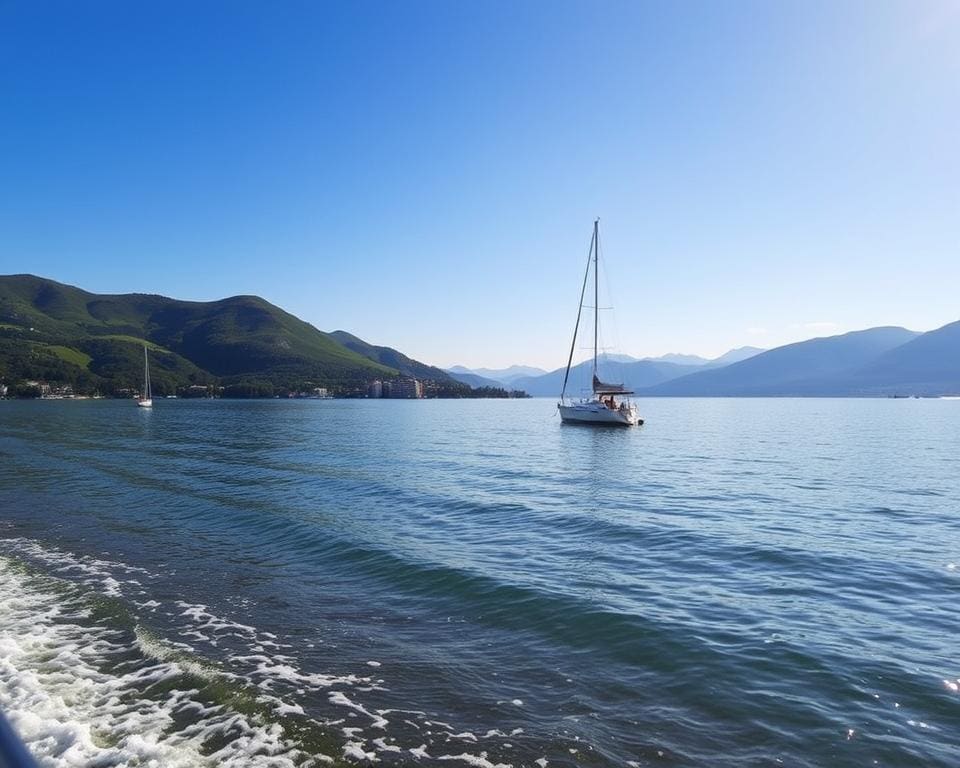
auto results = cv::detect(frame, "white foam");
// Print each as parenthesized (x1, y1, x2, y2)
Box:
(176, 601, 258, 638)
(343, 740, 379, 762)
(329, 691, 389, 729)
(372, 737, 402, 753)
(231, 653, 354, 690)
(438, 752, 513, 768)
(0, 539, 543, 766)
(271, 700, 307, 717)
(0, 537, 149, 598)
(410, 744, 432, 759)
(0, 557, 328, 767)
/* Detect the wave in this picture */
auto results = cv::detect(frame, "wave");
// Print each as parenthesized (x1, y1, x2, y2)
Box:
(0, 541, 552, 767)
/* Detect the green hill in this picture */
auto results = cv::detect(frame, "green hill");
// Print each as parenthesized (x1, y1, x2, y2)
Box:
(329, 330, 453, 381)
(0, 275, 402, 396)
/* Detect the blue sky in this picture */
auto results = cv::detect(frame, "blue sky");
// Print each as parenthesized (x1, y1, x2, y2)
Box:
(1, 1, 958, 370)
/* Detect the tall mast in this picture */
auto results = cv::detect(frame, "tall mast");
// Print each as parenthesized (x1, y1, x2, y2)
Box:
(593, 218, 599, 380)
(144, 345, 151, 399)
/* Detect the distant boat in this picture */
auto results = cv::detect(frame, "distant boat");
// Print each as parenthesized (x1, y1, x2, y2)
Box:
(558, 220, 642, 427)
(137, 345, 153, 407)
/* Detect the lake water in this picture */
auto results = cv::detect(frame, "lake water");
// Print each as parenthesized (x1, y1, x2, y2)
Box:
(1, 398, 958, 767)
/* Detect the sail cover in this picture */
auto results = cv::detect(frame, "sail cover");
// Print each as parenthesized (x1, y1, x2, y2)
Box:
(593, 375, 633, 394)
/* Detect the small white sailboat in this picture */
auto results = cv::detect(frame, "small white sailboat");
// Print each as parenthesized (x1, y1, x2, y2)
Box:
(137, 345, 153, 407)
(558, 220, 642, 427)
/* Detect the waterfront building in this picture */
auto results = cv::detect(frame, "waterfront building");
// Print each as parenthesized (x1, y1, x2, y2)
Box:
(25, 380, 52, 397)
(389, 378, 422, 399)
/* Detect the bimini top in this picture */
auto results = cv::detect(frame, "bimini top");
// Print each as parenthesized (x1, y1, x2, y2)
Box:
(593, 375, 634, 395)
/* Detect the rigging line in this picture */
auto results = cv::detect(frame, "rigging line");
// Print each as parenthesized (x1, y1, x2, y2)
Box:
(560, 225, 596, 402)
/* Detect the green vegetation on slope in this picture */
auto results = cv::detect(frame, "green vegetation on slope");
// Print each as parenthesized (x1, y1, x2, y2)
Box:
(329, 330, 464, 384)
(0, 274, 401, 395)
(98, 334, 168, 350)
(46, 345, 92, 369)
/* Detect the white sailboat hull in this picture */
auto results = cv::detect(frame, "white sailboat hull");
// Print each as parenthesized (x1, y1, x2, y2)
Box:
(559, 401, 641, 426)
(138, 345, 153, 407)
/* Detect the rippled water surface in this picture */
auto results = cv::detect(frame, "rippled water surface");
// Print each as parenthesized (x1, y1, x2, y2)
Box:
(1, 398, 958, 767)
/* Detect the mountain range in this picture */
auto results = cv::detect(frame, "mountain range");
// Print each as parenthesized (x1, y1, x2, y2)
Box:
(0, 275, 469, 397)
(446, 364, 546, 389)
(450, 328, 960, 397)
(3, 274, 958, 398)
(642, 327, 923, 396)
(448, 347, 768, 396)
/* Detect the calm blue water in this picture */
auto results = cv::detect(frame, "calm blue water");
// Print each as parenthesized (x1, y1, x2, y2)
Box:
(1, 398, 958, 767)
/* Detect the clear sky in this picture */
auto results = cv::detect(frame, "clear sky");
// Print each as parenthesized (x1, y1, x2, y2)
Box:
(1, 1, 958, 370)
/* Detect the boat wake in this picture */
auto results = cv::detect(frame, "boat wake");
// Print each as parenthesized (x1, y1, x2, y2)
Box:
(0, 555, 341, 766)
(0, 538, 537, 767)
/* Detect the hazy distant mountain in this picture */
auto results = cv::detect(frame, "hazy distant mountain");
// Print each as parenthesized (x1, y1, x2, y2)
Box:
(640, 347, 764, 367)
(511, 355, 698, 397)
(709, 346, 765, 366)
(446, 370, 505, 389)
(643, 327, 923, 396)
(449, 325, 960, 397)
(507, 346, 769, 396)
(650, 353, 707, 366)
(847, 320, 960, 395)
(447, 364, 547, 385)
(452, 348, 764, 390)
(575, 348, 766, 368)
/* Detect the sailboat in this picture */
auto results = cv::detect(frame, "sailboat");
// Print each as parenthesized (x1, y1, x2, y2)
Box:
(558, 220, 643, 427)
(137, 345, 153, 407)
